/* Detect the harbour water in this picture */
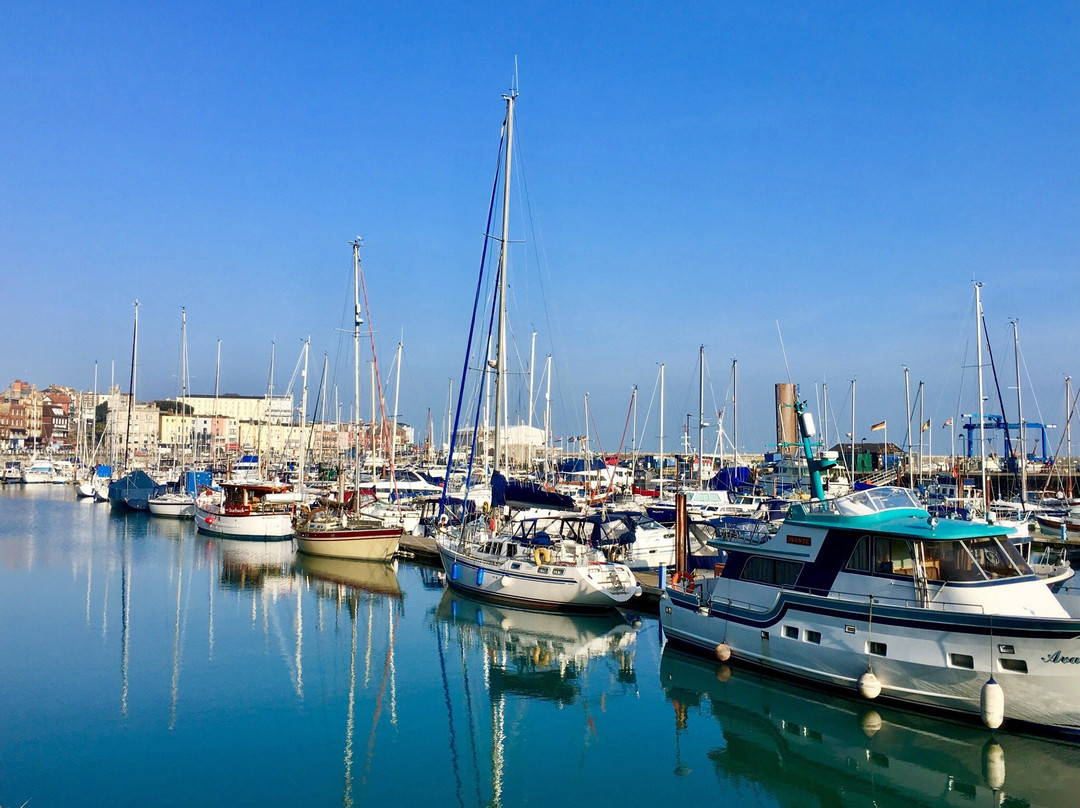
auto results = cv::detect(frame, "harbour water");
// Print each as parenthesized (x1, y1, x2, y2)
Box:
(3, 485, 1080, 807)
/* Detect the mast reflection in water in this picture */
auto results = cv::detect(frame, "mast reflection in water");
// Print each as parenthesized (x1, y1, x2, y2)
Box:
(432, 590, 642, 807)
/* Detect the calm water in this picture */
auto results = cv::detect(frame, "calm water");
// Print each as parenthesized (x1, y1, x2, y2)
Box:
(3, 485, 1080, 807)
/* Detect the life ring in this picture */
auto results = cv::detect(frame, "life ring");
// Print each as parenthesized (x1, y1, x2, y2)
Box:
(671, 571, 695, 593)
(533, 547, 552, 566)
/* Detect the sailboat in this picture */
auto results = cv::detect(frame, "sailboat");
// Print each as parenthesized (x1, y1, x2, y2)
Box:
(109, 300, 160, 511)
(294, 240, 402, 561)
(150, 308, 206, 518)
(434, 86, 640, 612)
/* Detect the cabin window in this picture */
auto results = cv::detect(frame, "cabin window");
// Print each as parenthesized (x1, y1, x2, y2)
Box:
(846, 536, 872, 572)
(868, 641, 887, 657)
(741, 556, 803, 587)
(552, 568, 565, 576)
(804, 630, 821, 644)
(783, 625, 798, 639)
(949, 653, 974, 669)
(926, 537, 1030, 583)
(873, 538, 915, 576)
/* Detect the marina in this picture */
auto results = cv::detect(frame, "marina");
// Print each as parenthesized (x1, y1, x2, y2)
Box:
(4, 483, 1080, 807)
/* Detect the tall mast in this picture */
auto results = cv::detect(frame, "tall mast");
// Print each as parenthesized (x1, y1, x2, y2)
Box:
(492, 87, 516, 475)
(180, 307, 188, 468)
(544, 355, 552, 475)
(528, 331, 536, 468)
(299, 338, 309, 492)
(213, 338, 220, 462)
(1068, 375, 1073, 498)
(1012, 319, 1026, 506)
(659, 363, 665, 499)
(904, 365, 912, 489)
(850, 379, 856, 483)
(733, 359, 739, 469)
(124, 300, 139, 469)
(391, 341, 403, 472)
(917, 380, 925, 487)
(351, 238, 364, 506)
(697, 344, 705, 487)
(975, 282, 988, 508)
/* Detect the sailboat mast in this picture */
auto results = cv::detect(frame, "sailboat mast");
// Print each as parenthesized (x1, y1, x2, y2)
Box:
(124, 300, 139, 469)
(698, 345, 705, 488)
(352, 239, 363, 505)
(492, 88, 516, 474)
(904, 365, 912, 489)
(1012, 319, 1026, 505)
(659, 363, 665, 499)
(733, 359, 739, 469)
(391, 341, 402, 471)
(299, 337, 309, 492)
(975, 282, 988, 507)
(180, 307, 188, 468)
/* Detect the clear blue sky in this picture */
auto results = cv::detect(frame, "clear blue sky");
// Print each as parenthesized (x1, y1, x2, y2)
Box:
(3, 2, 1078, 458)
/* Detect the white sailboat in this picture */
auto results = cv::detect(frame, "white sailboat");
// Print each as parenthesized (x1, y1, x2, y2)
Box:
(434, 86, 640, 611)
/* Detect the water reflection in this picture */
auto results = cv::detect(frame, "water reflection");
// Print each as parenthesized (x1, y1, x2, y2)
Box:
(660, 644, 1080, 807)
(296, 553, 403, 808)
(216, 538, 295, 593)
(432, 590, 642, 808)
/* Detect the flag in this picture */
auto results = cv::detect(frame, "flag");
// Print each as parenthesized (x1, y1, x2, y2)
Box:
(921, 418, 931, 432)
(870, 420, 886, 431)
(942, 417, 954, 428)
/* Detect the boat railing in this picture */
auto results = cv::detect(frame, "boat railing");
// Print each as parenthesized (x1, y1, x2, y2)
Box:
(695, 578, 988, 615)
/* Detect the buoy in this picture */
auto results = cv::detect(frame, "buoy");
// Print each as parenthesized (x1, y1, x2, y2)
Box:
(858, 666, 882, 699)
(476, 568, 485, 585)
(981, 676, 1005, 729)
(500, 575, 512, 587)
(860, 710, 883, 737)
(714, 643, 732, 662)
(631, 617, 643, 629)
(451, 563, 460, 581)
(714, 664, 732, 683)
(982, 739, 1006, 789)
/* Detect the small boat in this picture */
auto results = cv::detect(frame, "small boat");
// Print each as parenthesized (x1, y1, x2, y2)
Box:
(436, 510, 642, 612)
(3, 460, 22, 483)
(148, 470, 212, 518)
(20, 458, 57, 484)
(660, 397, 1080, 736)
(194, 480, 296, 541)
(108, 469, 159, 511)
(294, 497, 401, 561)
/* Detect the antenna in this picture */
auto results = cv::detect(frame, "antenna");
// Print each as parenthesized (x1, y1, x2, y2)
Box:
(776, 320, 792, 383)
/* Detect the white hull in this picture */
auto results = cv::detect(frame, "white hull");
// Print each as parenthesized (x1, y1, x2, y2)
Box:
(662, 572, 1080, 734)
(194, 504, 293, 540)
(148, 495, 195, 518)
(435, 527, 641, 612)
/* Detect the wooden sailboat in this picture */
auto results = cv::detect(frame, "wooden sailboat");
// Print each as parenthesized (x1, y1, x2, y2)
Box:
(294, 239, 402, 561)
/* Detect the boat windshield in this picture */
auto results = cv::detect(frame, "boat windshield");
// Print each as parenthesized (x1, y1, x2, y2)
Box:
(922, 536, 1032, 582)
(809, 487, 922, 516)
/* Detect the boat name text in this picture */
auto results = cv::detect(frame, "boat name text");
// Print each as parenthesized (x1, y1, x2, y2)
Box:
(1041, 650, 1080, 665)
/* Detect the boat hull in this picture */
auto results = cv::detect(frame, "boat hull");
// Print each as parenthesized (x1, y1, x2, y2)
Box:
(435, 535, 641, 613)
(295, 525, 401, 561)
(148, 496, 195, 518)
(194, 504, 293, 541)
(660, 582, 1080, 735)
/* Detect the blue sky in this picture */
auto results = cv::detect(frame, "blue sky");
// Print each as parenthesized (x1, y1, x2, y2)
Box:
(2, 2, 1078, 457)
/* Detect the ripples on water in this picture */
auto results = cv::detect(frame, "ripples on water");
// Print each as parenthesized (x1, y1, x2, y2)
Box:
(2, 484, 1080, 807)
